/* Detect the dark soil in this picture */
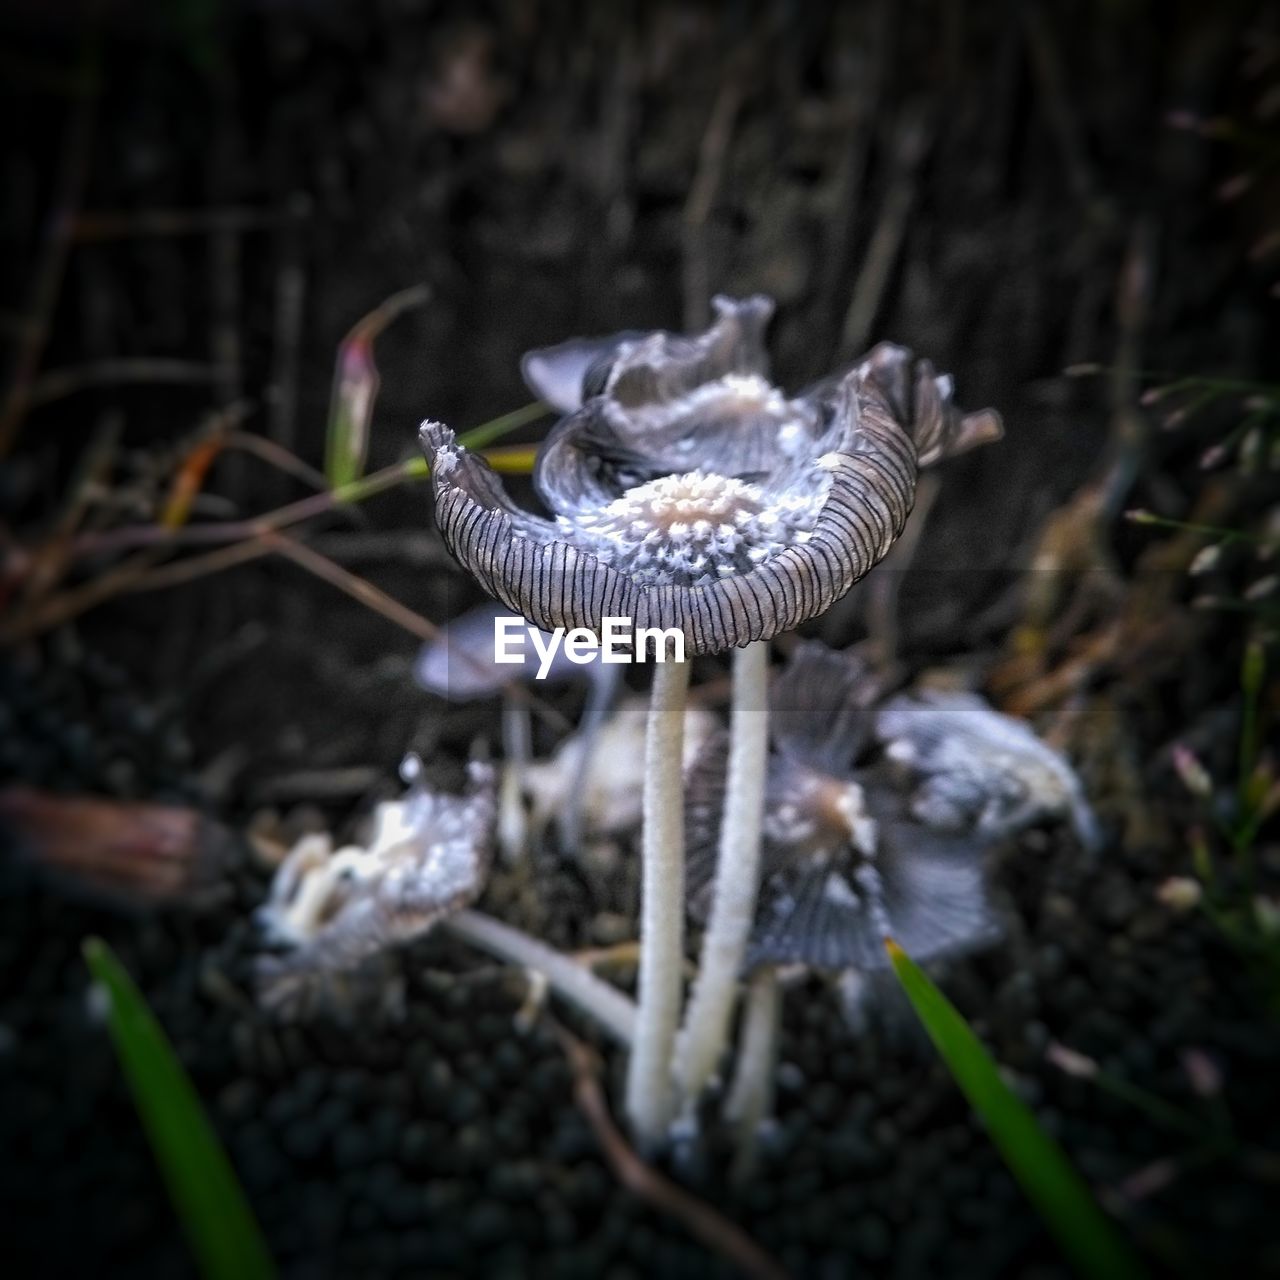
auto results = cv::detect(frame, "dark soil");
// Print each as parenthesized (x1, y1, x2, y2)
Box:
(2, 2, 1278, 1278)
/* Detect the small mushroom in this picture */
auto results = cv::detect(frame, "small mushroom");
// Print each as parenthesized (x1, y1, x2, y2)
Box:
(256, 755, 496, 1014)
(420, 295, 1001, 1145)
(685, 646, 1001, 977)
(683, 643, 1002, 1166)
(874, 690, 1101, 850)
(414, 599, 622, 857)
(523, 694, 718, 841)
(413, 599, 589, 696)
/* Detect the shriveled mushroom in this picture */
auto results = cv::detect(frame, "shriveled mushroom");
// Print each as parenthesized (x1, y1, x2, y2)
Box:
(420, 295, 1001, 1144)
(257, 755, 496, 1013)
(875, 690, 1101, 850)
(685, 645, 1001, 978)
(684, 644, 1003, 1167)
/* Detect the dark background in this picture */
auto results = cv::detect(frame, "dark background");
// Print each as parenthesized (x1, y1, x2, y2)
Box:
(1, 2, 1276, 1277)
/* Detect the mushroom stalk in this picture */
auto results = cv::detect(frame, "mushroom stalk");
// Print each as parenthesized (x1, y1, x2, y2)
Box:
(557, 661, 623, 855)
(675, 639, 770, 1110)
(444, 908, 636, 1048)
(724, 964, 781, 1183)
(625, 651, 691, 1147)
(498, 692, 531, 862)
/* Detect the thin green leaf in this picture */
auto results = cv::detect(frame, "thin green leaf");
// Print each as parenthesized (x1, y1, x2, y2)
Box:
(456, 399, 551, 449)
(83, 937, 275, 1280)
(885, 938, 1145, 1280)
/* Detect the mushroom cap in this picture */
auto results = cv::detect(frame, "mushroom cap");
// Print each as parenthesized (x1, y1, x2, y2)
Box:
(875, 690, 1101, 850)
(257, 758, 497, 1005)
(804, 341, 1004, 467)
(685, 642, 1001, 974)
(751, 771, 1001, 972)
(423, 294, 1001, 655)
(686, 740, 1000, 973)
(768, 639, 886, 775)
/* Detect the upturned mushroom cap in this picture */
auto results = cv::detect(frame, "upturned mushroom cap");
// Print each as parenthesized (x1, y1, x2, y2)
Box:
(422, 296, 999, 656)
(685, 643, 1001, 973)
(768, 639, 886, 774)
(257, 757, 497, 1008)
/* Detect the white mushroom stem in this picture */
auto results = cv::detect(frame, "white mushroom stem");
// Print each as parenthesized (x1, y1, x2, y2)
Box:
(444, 908, 636, 1048)
(625, 651, 691, 1147)
(498, 691, 532, 862)
(674, 639, 770, 1110)
(724, 964, 782, 1183)
(558, 661, 623, 855)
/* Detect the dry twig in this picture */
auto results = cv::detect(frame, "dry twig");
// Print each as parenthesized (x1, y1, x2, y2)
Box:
(555, 1024, 791, 1280)
(26, 359, 227, 409)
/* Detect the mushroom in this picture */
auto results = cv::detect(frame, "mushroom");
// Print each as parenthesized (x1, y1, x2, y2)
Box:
(522, 694, 718, 844)
(683, 643, 1003, 1168)
(420, 295, 1001, 1144)
(258, 754, 642, 1045)
(414, 599, 622, 858)
(874, 689, 1101, 850)
(256, 755, 496, 1013)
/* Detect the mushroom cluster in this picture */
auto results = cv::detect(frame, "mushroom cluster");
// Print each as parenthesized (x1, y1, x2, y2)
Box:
(420, 294, 1004, 1145)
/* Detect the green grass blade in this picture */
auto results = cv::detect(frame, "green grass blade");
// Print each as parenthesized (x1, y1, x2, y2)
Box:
(885, 938, 1145, 1280)
(456, 399, 550, 449)
(83, 937, 275, 1280)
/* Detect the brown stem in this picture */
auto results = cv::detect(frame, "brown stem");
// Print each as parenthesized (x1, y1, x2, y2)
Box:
(261, 533, 570, 731)
(556, 1024, 791, 1280)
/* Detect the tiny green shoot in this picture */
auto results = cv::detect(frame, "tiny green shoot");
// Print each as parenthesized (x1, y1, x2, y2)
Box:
(83, 937, 275, 1280)
(885, 938, 1145, 1280)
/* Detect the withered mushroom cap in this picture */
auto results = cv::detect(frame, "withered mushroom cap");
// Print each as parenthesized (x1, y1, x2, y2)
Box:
(258, 758, 497, 1006)
(685, 644, 1001, 973)
(421, 296, 999, 656)
(875, 689, 1101, 850)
